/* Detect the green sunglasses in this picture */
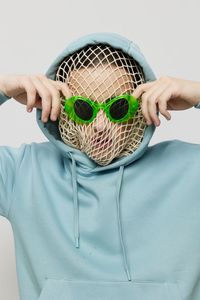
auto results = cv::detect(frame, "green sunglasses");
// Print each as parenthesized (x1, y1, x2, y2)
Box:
(64, 93, 139, 124)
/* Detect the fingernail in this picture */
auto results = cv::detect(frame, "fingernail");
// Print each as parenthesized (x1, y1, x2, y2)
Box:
(51, 114, 57, 121)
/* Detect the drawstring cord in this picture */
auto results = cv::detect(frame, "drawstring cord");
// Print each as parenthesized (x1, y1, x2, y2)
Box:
(116, 166, 132, 281)
(68, 152, 80, 248)
(65, 153, 132, 281)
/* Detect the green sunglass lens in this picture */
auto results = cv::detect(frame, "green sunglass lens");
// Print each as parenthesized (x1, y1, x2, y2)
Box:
(110, 98, 129, 120)
(74, 99, 93, 121)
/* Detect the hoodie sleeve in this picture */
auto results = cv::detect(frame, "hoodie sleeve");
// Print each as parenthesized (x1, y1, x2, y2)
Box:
(0, 90, 11, 105)
(0, 144, 26, 218)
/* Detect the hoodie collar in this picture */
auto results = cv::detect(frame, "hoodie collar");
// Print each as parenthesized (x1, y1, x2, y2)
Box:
(36, 32, 157, 281)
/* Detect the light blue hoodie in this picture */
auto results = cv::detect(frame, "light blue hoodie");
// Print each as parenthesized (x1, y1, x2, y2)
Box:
(1, 32, 200, 300)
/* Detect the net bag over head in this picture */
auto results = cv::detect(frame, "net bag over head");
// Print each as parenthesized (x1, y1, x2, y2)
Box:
(56, 44, 147, 166)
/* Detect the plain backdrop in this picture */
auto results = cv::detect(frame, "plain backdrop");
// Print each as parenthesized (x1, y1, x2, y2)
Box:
(0, 0, 200, 299)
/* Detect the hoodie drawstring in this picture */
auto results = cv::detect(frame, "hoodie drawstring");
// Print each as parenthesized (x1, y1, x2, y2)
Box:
(66, 153, 131, 281)
(116, 166, 132, 281)
(68, 152, 80, 248)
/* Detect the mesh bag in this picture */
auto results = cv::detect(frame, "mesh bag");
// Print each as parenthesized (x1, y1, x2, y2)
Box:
(56, 44, 147, 166)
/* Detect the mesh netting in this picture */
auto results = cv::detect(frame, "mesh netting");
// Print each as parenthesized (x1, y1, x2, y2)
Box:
(55, 44, 147, 166)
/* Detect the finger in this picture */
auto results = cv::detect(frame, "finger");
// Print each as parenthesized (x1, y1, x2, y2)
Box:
(143, 84, 167, 126)
(37, 76, 63, 121)
(147, 84, 172, 124)
(51, 80, 72, 119)
(141, 95, 152, 125)
(148, 98, 160, 126)
(140, 84, 164, 125)
(52, 80, 72, 99)
(31, 76, 52, 122)
(19, 77, 37, 112)
(157, 87, 172, 120)
(132, 81, 156, 99)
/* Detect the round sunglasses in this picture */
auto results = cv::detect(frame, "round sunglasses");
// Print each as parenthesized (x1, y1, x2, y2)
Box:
(64, 93, 139, 124)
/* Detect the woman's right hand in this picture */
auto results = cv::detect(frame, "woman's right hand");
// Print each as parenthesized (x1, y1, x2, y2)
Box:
(0, 74, 71, 122)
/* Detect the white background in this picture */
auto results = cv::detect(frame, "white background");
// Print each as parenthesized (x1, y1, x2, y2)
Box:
(0, 0, 200, 299)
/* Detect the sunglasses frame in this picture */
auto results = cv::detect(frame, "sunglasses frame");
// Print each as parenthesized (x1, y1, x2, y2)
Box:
(64, 93, 139, 124)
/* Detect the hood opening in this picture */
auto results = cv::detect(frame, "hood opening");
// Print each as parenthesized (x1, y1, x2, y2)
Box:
(36, 32, 157, 172)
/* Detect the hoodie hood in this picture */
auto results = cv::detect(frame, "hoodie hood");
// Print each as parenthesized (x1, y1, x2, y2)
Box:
(36, 32, 157, 173)
(36, 32, 158, 281)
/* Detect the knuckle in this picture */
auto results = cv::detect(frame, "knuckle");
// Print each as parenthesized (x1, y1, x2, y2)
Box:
(43, 92, 52, 101)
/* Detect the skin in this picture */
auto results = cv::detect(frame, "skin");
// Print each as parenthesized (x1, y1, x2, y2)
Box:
(0, 74, 200, 127)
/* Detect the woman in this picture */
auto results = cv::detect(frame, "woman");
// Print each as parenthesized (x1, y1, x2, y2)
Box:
(0, 32, 200, 300)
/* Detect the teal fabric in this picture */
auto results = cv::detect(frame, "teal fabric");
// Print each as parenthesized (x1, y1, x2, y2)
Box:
(0, 32, 200, 300)
(0, 90, 10, 105)
(194, 102, 200, 108)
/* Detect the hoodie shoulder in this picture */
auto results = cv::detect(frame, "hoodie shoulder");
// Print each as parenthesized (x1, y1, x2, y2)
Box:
(0, 141, 64, 218)
(28, 141, 62, 157)
(24, 141, 64, 167)
(147, 139, 200, 164)
(0, 143, 27, 218)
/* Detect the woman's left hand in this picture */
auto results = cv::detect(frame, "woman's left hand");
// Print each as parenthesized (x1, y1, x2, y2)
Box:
(132, 76, 200, 126)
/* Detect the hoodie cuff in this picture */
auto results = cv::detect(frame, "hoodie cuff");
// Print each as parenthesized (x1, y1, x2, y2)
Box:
(0, 90, 10, 105)
(194, 102, 200, 109)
